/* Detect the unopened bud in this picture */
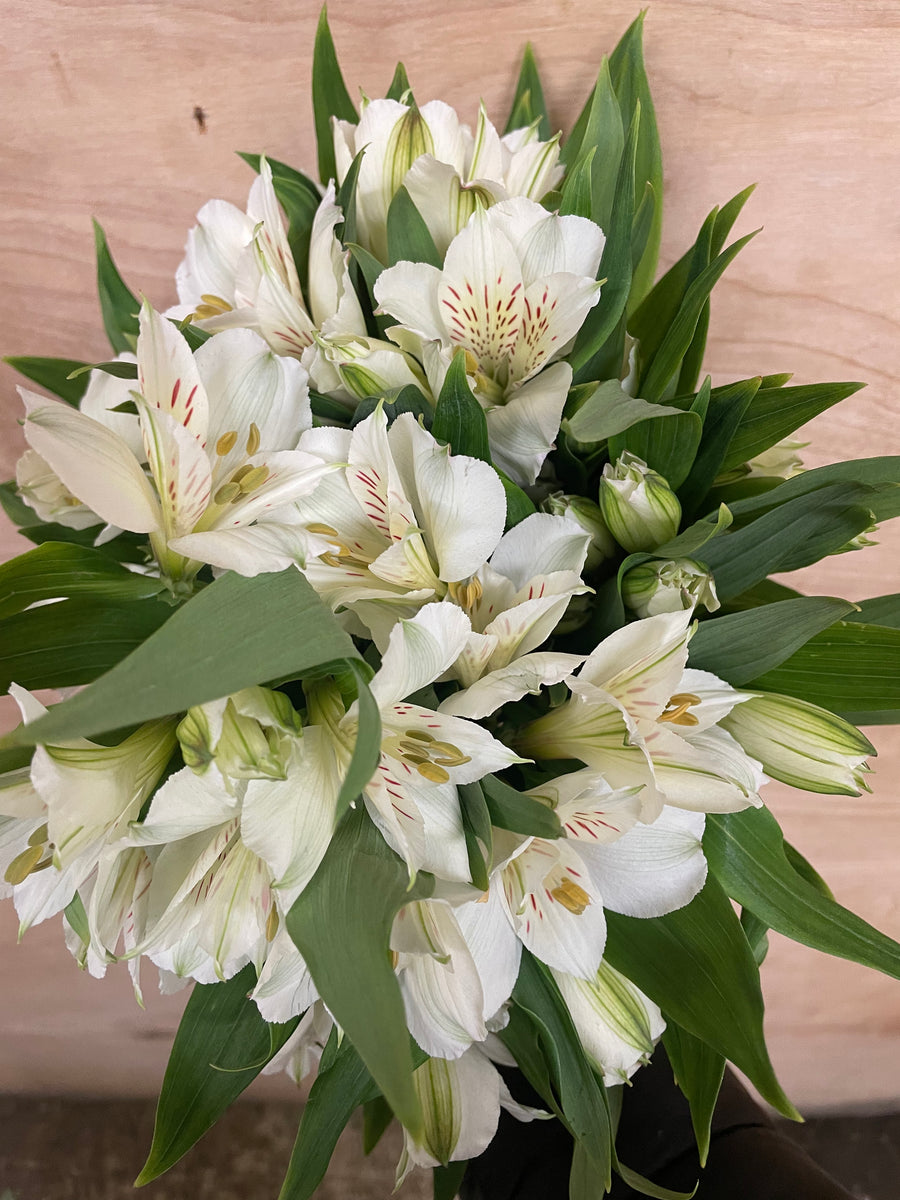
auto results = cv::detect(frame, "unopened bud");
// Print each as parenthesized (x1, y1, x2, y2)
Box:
(598, 452, 681, 552)
(621, 558, 719, 618)
(721, 692, 874, 796)
(543, 492, 616, 570)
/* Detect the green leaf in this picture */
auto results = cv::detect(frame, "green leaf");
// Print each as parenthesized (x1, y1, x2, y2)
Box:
(385, 61, 412, 102)
(846, 593, 900, 629)
(0, 481, 40, 529)
(510, 953, 612, 1186)
(608, 13, 663, 309)
(386, 186, 442, 267)
(362, 1094, 394, 1155)
(651, 502, 733, 558)
(434, 1161, 468, 1200)
(610, 408, 703, 491)
(286, 808, 434, 1135)
(564, 379, 682, 447)
(497, 468, 537, 530)
(238, 154, 322, 294)
(458, 781, 492, 893)
(336, 148, 365, 250)
(335, 660, 382, 818)
(4, 356, 90, 406)
(93, 219, 140, 355)
(721, 381, 864, 473)
(720, 457, 900, 525)
(569, 104, 639, 384)
(62, 891, 91, 945)
(14, 521, 149, 564)
(614, 1157, 698, 1200)
(310, 389, 353, 424)
(662, 1023, 724, 1167)
(505, 43, 551, 140)
(560, 59, 623, 234)
(688, 597, 857, 685)
(311, 5, 358, 186)
(748, 620, 900, 723)
(2, 569, 361, 747)
(639, 230, 759, 404)
(783, 842, 835, 902)
(278, 1038, 379, 1200)
(698, 483, 878, 600)
(558, 146, 595, 220)
(705, 806, 900, 982)
(604, 878, 799, 1119)
(678, 378, 761, 518)
(481, 773, 562, 839)
(137, 966, 298, 1184)
(66, 359, 138, 382)
(0, 542, 165, 620)
(0, 595, 173, 695)
(431, 350, 491, 462)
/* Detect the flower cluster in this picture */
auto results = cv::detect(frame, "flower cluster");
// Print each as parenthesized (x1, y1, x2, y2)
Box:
(1, 13, 890, 1199)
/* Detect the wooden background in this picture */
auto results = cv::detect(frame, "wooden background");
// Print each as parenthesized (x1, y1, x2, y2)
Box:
(1, 0, 899, 1114)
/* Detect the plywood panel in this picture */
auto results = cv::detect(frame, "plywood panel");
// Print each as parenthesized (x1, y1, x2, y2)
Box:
(1, 0, 898, 1112)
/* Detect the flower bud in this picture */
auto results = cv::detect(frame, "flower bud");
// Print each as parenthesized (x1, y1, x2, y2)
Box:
(15, 449, 97, 530)
(553, 961, 665, 1085)
(543, 492, 616, 570)
(721, 692, 874, 795)
(177, 687, 300, 783)
(598, 452, 681, 552)
(621, 557, 720, 618)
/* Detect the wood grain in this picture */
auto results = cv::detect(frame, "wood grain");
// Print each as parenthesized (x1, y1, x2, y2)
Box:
(1, 0, 898, 1115)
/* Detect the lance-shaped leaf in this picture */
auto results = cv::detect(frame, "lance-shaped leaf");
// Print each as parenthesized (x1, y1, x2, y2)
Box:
(698, 483, 878, 600)
(688, 597, 857, 685)
(608, 13, 663, 309)
(748, 620, 900, 724)
(286, 807, 434, 1135)
(508, 952, 612, 1188)
(93, 219, 140, 355)
(458, 781, 492, 893)
(662, 1023, 725, 1167)
(0, 541, 165, 620)
(560, 58, 623, 235)
(311, 5, 358, 186)
(137, 965, 299, 1184)
(0, 595, 173, 693)
(3, 356, 90, 406)
(604, 878, 799, 1119)
(505, 43, 551, 140)
(385, 60, 412, 103)
(609, 407, 703, 491)
(481, 774, 562, 840)
(431, 350, 491, 462)
(434, 1161, 469, 1200)
(238, 153, 322, 295)
(2, 569, 362, 746)
(678, 377, 761, 518)
(386, 186, 442, 267)
(705, 806, 900, 981)
(277, 1037, 380, 1200)
(847, 594, 900, 629)
(722, 456, 900, 525)
(721, 381, 865, 473)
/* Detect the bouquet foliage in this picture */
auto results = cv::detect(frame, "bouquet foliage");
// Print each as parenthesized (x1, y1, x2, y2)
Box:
(2, 10, 899, 1198)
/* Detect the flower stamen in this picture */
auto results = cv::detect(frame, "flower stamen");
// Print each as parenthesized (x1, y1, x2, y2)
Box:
(659, 692, 702, 727)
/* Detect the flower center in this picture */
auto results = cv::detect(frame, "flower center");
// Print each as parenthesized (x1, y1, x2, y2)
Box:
(550, 876, 591, 914)
(659, 692, 701, 727)
(307, 523, 376, 571)
(383, 728, 472, 784)
(193, 293, 234, 320)
(447, 575, 483, 613)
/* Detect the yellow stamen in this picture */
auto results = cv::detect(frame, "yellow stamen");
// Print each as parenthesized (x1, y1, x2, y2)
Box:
(416, 761, 451, 784)
(551, 878, 591, 915)
(230, 464, 254, 484)
(237, 465, 270, 493)
(4, 844, 45, 886)
(27, 823, 49, 848)
(195, 293, 233, 319)
(659, 692, 702, 727)
(246, 422, 261, 456)
(404, 730, 434, 743)
(307, 523, 341, 538)
(213, 482, 241, 505)
(216, 430, 238, 457)
(265, 905, 279, 942)
(447, 576, 483, 612)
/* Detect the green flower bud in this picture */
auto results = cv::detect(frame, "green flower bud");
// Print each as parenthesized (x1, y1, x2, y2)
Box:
(543, 492, 616, 570)
(621, 557, 720, 618)
(177, 687, 300, 782)
(721, 692, 874, 796)
(598, 452, 681, 553)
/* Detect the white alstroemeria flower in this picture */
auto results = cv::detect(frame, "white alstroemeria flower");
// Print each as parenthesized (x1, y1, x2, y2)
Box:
(396, 1046, 549, 1188)
(391, 898, 487, 1059)
(301, 331, 428, 407)
(262, 1000, 334, 1084)
(553, 960, 666, 1086)
(291, 405, 507, 646)
(621, 557, 720, 619)
(334, 99, 563, 264)
(518, 610, 767, 820)
(251, 924, 318, 1023)
(0, 685, 175, 936)
(374, 197, 605, 484)
(174, 162, 366, 358)
(22, 304, 331, 583)
(440, 512, 591, 694)
(306, 603, 522, 880)
(455, 773, 707, 985)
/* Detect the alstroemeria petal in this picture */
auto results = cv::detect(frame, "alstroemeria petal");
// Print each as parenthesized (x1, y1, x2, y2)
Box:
(374, 261, 447, 344)
(489, 512, 590, 587)
(370, 602, 472, 710)
(128, 766, 239, 844)
(439, 651, 586, 720)
(169, 521, 313, 576)
(137, 303, 209, 440)
(384, 701, 523, 784)
(643, 724, 766, 813)
(138, 400, 212, 538)
(176, 198, 255, 308)
(484, 361, 571, 485)
(454, 883, 522, 1022)
(252, 925, 318, 1023)
(22, 393, 162, 535)
(580, 806, 707, 919)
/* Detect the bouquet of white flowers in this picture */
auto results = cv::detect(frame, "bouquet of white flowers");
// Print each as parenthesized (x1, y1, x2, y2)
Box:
(1, 10, 898, 1198)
